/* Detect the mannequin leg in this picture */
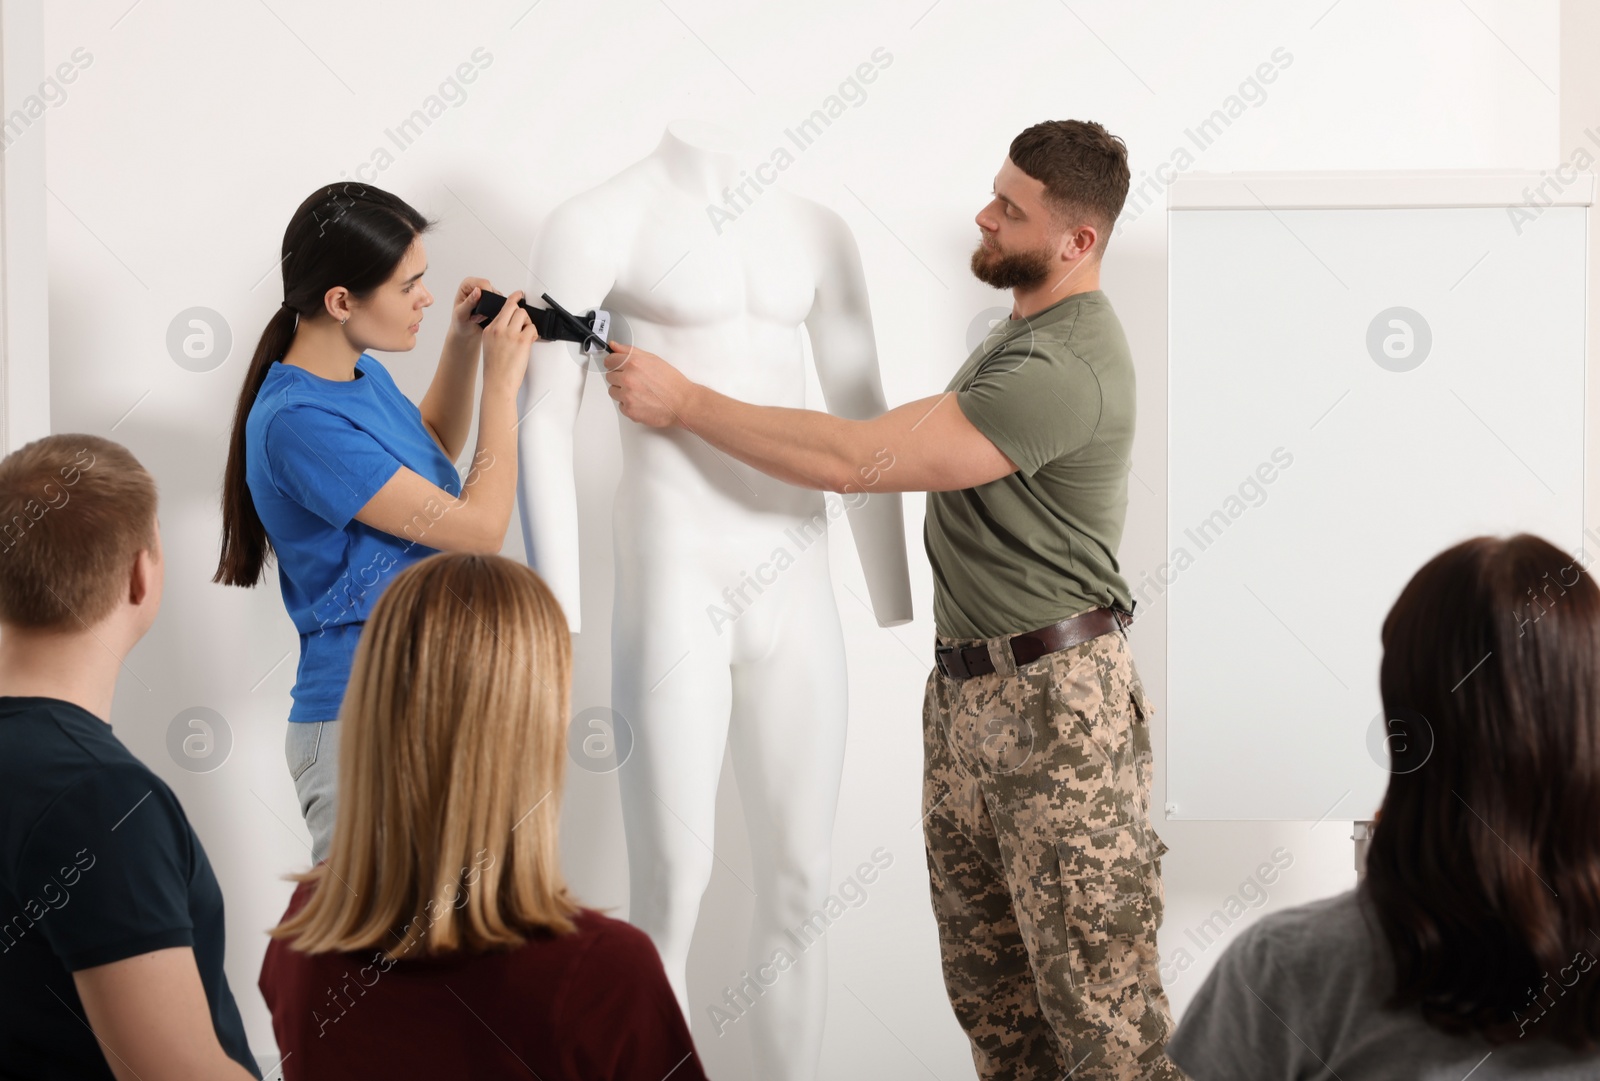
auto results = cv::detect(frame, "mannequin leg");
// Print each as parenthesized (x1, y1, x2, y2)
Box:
(726, 586, 849, 1081)
(613, 610, 735, 1017)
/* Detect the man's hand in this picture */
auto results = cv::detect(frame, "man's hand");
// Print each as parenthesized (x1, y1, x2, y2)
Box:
(603, 342, 694, 429)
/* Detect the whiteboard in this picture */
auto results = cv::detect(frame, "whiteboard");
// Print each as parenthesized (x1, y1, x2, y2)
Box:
(1165, 172, 1589, 821)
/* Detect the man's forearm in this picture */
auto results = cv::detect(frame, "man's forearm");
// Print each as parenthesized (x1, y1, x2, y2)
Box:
(679, 383, 862, 492)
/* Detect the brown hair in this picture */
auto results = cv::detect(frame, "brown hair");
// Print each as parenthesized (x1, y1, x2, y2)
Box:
(0, 434, 157, 630)
(270, 552, 583, 960)
(214, 182, 432, 589)
(1365, 533, 1600, 1048)
(1008, 119, 1131, 256)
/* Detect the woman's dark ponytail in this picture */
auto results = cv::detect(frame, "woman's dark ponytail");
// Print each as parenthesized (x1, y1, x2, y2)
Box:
(213, 183, 432, 587)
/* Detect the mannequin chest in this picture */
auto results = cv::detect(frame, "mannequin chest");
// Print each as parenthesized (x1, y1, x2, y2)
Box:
(607, 196, 822, 332)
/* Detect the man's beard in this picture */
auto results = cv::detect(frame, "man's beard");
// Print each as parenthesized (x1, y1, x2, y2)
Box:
(970, 235, 1053, 290)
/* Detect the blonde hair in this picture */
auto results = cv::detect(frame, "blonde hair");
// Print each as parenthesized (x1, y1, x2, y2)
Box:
(270, 552, 582, 959)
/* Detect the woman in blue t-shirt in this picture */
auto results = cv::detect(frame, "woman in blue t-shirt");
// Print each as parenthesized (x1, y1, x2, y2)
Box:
(213, 183, 538, 861)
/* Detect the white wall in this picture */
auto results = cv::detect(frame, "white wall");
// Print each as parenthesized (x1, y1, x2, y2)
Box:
(1562, 0, 1600, 537)
(41, 1, 1559, 1075)
(1, 0, 49, 453)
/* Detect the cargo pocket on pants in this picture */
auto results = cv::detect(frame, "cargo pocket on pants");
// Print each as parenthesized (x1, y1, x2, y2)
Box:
(1129, 674, 1155, 727)
(1054, 818, 1170, 1053)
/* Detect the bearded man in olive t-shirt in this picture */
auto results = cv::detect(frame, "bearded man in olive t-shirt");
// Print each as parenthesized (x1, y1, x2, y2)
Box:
(601, 119, 1182, 1081)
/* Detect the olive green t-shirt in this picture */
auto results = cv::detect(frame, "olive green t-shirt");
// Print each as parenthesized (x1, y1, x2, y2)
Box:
(924, 289, 1135, 639)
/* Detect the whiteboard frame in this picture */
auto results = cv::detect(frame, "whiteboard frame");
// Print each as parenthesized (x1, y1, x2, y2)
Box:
(1164, 170, 1592, 822)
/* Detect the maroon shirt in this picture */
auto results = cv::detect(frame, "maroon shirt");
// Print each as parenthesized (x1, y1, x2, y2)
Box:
(259, 879, 710, 1080)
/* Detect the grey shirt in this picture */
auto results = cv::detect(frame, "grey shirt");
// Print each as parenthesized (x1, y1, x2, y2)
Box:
(1166, 889, 1600, 1080)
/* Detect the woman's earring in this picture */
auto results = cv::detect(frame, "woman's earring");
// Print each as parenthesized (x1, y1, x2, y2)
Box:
(340, 317, 348, 325)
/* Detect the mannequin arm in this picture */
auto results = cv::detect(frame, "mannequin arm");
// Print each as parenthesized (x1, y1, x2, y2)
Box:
(516, 201, 617, 633)
(805, 205, 912, 627)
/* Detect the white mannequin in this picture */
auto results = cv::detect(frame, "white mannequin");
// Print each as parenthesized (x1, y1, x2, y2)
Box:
(516, 119, 912, 1079)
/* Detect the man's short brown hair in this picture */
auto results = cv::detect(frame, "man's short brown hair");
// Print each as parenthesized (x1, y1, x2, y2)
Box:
(0, 433, 157, 630)
(1008, 119, 1131, 257)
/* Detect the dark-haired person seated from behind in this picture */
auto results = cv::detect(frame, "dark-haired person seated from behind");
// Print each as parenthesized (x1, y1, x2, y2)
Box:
(1166, 533, 1600, 1080)
(0, 434, 260, 1079)
(259, 551, 710, 1080)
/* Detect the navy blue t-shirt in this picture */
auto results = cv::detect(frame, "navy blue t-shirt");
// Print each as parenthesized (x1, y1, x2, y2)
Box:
(245, 355, 462, 722)
(0, 696, 259, 1077)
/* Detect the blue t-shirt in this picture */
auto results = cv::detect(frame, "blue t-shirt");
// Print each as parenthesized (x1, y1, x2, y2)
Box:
(245, 355, 462, 722)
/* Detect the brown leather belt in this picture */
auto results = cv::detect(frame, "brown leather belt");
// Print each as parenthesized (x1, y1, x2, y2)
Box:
(935, 607, 1131, 681)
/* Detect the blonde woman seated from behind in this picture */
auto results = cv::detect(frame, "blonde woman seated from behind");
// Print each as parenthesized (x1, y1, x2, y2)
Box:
(259, 552, 711, 1080)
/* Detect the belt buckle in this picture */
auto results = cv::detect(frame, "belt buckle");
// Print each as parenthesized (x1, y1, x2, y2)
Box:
(935, 645, 966, 680)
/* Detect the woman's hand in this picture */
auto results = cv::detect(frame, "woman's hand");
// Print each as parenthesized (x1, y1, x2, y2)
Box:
(481, 289, 539, 391)
(448, 277, 495, 337)
(604, 343, 693, 429)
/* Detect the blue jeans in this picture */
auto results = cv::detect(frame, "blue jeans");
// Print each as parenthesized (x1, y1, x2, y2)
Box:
(285, 719, 340, 864)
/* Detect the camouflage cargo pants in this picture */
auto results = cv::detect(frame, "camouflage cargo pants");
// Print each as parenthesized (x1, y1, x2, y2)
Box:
(922, 620, 1184, 1081)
